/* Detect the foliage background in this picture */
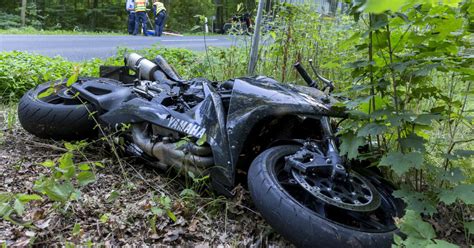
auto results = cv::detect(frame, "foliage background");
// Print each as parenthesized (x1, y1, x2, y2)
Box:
(0, 0, 259, 32)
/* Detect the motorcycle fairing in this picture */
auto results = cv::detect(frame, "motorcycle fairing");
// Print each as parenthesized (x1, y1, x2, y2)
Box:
(197, 83, 234, 191)
(216, 76, 343, 188)
(99, 97, 207, 139)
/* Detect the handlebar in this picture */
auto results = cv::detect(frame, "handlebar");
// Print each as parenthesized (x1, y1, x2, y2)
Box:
(294, 62, 317, 88)
(294, 60, 335, 92)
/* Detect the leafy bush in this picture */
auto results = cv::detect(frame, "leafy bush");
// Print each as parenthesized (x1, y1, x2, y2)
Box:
(0, 52, 76, 102)
(0, 48, 206, 102)
(337, 0, 473, 246)
(0, 11, 21, 29)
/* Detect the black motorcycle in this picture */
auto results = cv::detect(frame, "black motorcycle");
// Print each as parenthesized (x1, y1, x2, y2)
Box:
(18, 53, 403, 247)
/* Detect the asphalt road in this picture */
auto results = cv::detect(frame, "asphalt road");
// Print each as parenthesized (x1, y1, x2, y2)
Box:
(0, 35, 240, 61)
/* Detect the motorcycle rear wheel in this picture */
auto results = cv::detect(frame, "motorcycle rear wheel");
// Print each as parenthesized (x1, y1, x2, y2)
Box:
(18, 78, 96, 140)
(248, 145, 403, 248)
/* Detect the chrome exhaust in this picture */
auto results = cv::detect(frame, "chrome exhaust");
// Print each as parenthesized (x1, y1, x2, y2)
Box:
(131, 124, 213, 175)
(124, 53, 158, 81)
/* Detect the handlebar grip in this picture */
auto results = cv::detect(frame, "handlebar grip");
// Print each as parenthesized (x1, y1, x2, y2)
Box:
(294, 62, 316, 88)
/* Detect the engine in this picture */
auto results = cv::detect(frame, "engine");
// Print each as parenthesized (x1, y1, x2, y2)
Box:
(121, 53, 214, 175)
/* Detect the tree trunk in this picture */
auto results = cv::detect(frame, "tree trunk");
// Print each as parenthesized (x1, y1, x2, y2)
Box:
(92, 0, 98, 30)
(21, 0, 27, 26)
(215, 0, 225, 33)
(329, 0, 339, 16)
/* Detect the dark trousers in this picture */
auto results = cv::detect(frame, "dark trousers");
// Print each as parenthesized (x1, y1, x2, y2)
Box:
(133, 11, 148, 36)
(154, 11, 167, 37)
(127, 12, 136, 34)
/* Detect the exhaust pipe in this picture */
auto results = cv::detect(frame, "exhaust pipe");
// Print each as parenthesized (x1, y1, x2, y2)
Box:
(124, 53, 184, 83)
(125, 53, 158, 81)
(132, 124, 213, 175)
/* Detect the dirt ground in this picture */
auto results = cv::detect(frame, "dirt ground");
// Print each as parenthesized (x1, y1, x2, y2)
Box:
(1, 108, 471, 247)
(0, 116, 291, 247)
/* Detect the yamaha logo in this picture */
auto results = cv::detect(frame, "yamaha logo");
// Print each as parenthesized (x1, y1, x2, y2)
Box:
(168, 116, 206, 138)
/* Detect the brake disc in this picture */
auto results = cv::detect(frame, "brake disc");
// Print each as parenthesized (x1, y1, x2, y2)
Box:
(291, 169, 381, 212)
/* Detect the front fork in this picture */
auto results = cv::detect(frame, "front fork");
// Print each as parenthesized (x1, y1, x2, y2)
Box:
(320, 116, 347, 180)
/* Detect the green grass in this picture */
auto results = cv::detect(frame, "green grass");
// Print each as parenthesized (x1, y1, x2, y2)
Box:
(0, 27, 128, 36)
(0, 27, 227, 36)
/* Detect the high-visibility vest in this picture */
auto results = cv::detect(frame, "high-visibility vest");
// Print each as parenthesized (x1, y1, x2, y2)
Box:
(135, 0, 146, 12)
(154, 2, 166, 14)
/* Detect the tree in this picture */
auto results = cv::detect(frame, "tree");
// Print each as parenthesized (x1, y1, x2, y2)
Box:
(21, 0, 27, 26)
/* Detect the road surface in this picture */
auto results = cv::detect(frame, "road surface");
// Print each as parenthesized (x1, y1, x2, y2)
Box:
(0, 35, 242, 61)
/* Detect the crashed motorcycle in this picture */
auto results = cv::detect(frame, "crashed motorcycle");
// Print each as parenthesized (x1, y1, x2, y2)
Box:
(18, 53, 403, 247)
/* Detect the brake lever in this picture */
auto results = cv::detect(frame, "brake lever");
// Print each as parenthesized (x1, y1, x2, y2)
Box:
(309, 59, 335, 93)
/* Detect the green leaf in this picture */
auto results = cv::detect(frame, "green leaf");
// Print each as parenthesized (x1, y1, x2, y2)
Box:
(414, 114, 442, 125)
(437, 168, 465, 183)
(99, 213, 109, 223)
(0, 193, 12, 203)
(160, 196, 172, 209)
(399, 210, 436, 240)
(441, 0, 462, 7)
(17, 194, 42, 203)
(175, 139, 189, 149)
(106, 191, 120, 203)
(13, 199, 24, 216)
(400, 133, 426, 152)
(42, 181, 74, 202)
(64, 142, 76, 151)
(357, 123, 388, 137)
(339, 131, 365, 160)
(166, 210, 177, 222)
(439, 184, 474, 205)
(187, 171, 196, 179)
(393, 234, 403, 245)
(380, 152, 424, 175)
(37, 87, 55, 98)
(40, 160, 55, 168)
(180, 189, 198, 198)
(464, 221, 474, 235)
(72, 223, 81, 236)
(358, 96, 386, 114)
(78, 163, 91, 171)
(0, 203, 13, 217)
(394, 187, 438, 215)
(59, 153, 74, 168)
(77, 171, 96, 187)
(427, 240, 459, 248)
(196, 133, 207, 146)
(400, 237, 434, 247)
(151, 206, 164, 216)
(363, 0, 406, 13)
(66, 71, 79, 87)
(58, 152, 75, 179)
(452, 150, 474, 159)
(94, 162, 105, 168)
(150, 215, 157, 234)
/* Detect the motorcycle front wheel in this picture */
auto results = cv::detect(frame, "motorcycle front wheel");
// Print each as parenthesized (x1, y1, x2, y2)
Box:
(248, 145, 404, 248)
(18, 78, 97, 140)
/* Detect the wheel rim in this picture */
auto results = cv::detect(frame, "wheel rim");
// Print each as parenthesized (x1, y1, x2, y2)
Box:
(291, 169, 381, 212)
(274, 148, 401, 233)
(36, 83, 82, 106)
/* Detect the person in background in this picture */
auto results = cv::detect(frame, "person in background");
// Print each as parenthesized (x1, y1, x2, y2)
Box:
(153, 0, 167, 37)
(133, 0, 148, 36)
(126, 0, 135, 35)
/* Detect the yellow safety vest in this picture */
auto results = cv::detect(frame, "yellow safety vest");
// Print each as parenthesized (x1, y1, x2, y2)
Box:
(135, 0, 146, 12)
(154, 2, 166, 14)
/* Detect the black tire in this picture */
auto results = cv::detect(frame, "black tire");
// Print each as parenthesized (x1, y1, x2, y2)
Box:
(18, 78, 96, 140)
(248, 145, 402, 248)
